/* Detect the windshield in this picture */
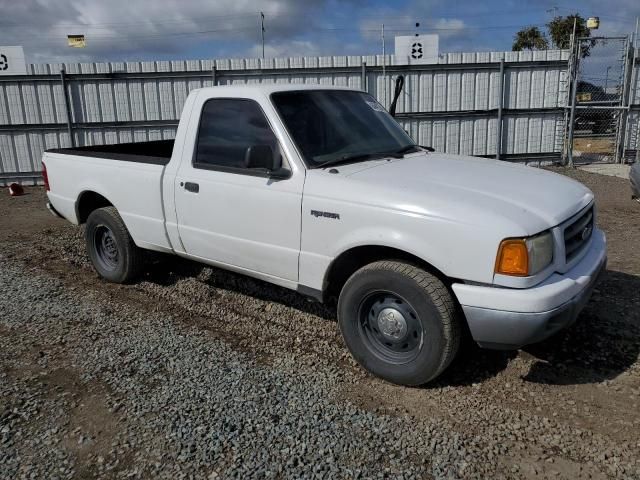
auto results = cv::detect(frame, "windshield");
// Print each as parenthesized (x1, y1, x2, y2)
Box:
(271, 90, 416, 168)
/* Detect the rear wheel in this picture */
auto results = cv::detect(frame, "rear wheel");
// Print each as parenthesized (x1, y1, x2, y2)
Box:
(85, 207, 142, 283)
(338, 260, 460, 386)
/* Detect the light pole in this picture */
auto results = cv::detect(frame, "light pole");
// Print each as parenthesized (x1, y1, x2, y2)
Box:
(381, 24, 385, 77)
(260, 12, 265, 59)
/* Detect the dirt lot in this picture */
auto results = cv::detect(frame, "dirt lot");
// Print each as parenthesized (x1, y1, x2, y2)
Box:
(1, 167, 639, 479)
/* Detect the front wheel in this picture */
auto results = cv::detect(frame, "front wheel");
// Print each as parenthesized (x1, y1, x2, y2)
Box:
(338, 260, 460, 386)
(85, 206, 143, 283)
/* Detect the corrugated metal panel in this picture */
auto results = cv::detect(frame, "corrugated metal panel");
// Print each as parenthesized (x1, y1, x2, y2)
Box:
(0, 134, 16, 172)
(1, 50, 575, 181)
(625, 111, 639, 157)
(473, 118, 489, 155)
(627, 55, 639, 155)
(394, 115, 550, 157)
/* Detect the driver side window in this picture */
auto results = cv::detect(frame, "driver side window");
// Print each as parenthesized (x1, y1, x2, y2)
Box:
(194, 98, 279, 170)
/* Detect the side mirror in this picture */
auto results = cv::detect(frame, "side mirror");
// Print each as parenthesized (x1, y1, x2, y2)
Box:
(244, 145, 290, 179)
(245, 145, 276, 169)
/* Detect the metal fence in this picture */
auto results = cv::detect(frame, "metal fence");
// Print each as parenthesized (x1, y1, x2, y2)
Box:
(624, 46, 640, 163)
(0, 50, 571, 185)
(565, 35, 640, 165)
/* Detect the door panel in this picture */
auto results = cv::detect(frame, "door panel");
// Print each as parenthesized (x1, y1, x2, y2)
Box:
(173, 96, 304, 283)
(174, 170, 302, 281)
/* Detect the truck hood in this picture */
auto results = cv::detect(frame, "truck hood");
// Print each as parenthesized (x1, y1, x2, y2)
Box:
(336, 152, 593, 236)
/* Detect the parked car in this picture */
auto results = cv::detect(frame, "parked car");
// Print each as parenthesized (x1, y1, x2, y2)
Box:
(42, 85, 607, 386)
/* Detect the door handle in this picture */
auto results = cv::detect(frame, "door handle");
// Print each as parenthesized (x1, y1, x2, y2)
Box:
(184, 182, 199, 193)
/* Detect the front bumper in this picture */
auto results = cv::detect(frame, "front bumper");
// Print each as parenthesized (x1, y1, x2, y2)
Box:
(452, 229, 607, 350)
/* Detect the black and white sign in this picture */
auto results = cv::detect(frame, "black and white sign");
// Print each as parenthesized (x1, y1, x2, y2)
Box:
(0, 46, 27, 75)
(395, 35, 438, 64)
(411, 42, 423, 59)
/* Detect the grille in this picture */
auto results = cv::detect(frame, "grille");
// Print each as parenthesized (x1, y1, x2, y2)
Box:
(564, 207, 594, 262)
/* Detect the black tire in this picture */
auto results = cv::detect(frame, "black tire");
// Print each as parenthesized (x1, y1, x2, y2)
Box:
(338, 260, 460, 386)
(85, 206, 143, 283)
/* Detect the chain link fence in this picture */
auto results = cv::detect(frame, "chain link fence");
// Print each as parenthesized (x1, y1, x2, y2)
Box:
(566, 35, 638, 165)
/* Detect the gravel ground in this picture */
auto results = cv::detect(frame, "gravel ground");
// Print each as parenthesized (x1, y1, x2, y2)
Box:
(1, 167, 639, 479)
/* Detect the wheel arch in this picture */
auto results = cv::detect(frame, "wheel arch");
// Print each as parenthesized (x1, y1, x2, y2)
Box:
(75, 190, 114, 224)
(323, 244, 456, 303)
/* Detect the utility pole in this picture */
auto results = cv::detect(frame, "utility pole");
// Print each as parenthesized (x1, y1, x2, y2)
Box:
(261, 12, 265, 59)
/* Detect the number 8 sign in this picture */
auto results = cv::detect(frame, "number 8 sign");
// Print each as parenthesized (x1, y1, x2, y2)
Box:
(0, 47, 27, 75)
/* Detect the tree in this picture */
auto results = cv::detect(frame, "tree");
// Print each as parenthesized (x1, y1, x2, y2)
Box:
(512, 26, 549, 51)
(547, 14, 595, 57)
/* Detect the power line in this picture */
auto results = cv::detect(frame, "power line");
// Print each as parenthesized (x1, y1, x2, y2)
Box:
(0, 4, 635, 43)
(0, 26, 260, 43)
(1, 4, 626, 30)
(1, 21, 555, 45)
(5, 6, 633, 53)
(326, 23, 548, 32)
(0, 12, 279, 28)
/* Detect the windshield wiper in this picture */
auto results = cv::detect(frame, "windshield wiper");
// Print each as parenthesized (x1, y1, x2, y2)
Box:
(394, 144, 421, 155)
(314, 145, 420, 169)
(314, 152, 388, 169)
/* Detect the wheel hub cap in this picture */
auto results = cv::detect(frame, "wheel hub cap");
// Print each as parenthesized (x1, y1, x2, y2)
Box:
(102, 232, 117, 259)
(359, 292, 423, 364)
(377, 307, 408, 340)
(94, 225, 119, 270)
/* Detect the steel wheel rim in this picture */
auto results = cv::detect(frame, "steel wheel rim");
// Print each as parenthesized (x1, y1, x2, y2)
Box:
(94, 225, 119, 271)
(357, 291, 424, 365)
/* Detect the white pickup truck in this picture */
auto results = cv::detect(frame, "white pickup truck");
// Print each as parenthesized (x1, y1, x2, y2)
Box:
(43, 85, 607, 385)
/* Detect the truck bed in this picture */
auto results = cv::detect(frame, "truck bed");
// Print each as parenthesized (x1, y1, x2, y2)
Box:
(47, 140, 174, 166)
(44, 140, 174, 253)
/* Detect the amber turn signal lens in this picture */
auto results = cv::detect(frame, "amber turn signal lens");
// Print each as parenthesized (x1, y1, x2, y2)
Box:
(495, 239, 529, 276)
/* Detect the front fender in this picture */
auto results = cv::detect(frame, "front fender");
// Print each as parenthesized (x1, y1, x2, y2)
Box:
(299, 204, 500, 291)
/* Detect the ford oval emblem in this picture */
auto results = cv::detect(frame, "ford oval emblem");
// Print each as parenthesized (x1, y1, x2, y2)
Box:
(581, 224, 593, 241)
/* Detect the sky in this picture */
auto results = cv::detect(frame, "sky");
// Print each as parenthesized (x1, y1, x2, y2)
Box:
(0, 0, 638, 65)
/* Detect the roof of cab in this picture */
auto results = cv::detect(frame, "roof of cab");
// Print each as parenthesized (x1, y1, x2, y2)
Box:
(193, 83, 363, 96)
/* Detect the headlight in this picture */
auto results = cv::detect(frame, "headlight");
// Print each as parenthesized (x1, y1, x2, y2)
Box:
(495, 231, 554, 277)
(526, 231, 554, 274)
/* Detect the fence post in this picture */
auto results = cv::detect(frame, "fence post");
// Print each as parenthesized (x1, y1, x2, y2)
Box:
(561, 44, 575, 164)
(59, 68, 75, 148)
(566, 47, 580, 168)
(211, 66, 217, 86)
(635, 20, 640, 163)
(495, 56, 505, 160)
(636, 120, 640, 163)
(361, 61, 367, 93)
(616, 38, 634, 163)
